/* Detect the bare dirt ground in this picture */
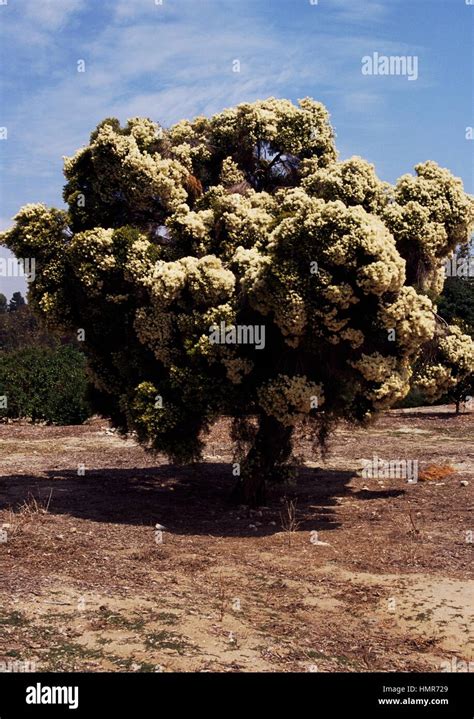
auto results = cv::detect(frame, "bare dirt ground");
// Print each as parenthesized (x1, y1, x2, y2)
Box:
(0, 406, 472, 673)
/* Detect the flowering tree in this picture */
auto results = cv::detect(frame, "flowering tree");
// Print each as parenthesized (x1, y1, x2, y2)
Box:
(2, 98, 473, 504)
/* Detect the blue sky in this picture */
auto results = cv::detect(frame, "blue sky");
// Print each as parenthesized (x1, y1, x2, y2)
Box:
(0, 0, 473, 298)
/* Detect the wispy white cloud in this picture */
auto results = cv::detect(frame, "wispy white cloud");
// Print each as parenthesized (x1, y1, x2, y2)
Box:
(23, 0, 83, 30)
(327, 0, 389, 23)
(343, 91, 384, 113)
(2, 0, 83, 46)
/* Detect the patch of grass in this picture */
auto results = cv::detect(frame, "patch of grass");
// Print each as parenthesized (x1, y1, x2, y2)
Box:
(96, 636, 113, 646)
(100, 612, 146, 631)
(114, 657, 162, 672)
(335, 654, 360, 668)
(0, 610, 29, 627)
(155, 612, 179, 625)
(22, 624, 66, 647)
(44, 642, 106, 670)
(144, 630, 191, 654)
(414, 610, 433, 622)
(305, 649, 331, 660)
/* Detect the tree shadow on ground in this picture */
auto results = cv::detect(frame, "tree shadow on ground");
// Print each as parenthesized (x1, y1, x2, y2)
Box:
(394, 409, 468, 420)
(0, 463, 405, 538)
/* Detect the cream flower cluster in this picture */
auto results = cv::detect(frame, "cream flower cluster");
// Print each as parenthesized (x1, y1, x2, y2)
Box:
(257, 374, 324, 426)
(301, 156, 390, 214)
(378, 287, 436, 352)
(351, 352, 398, 383)
(167, 116, 213, 168)
(125, 237, 159, 285)
(414, 364, 455, 399)
(384, 161, 474, 294)
(258, 193, 406, 345)
(439, 326, 474, 370)
(209, 97, 337, 164)
(395, 162, 474, 242)
(65, 123, 189, 214)
(219, 157, 246, 186)
(150, 255, 235, 307)
(415, 325, 474, 400)
(232, 246, 272, 313)
(69, 228, 116, 292)
(369, 364, 412, 408)
(222, 357, 254, 384)
(134, 306, 175, 365)
(350, 354, 412, 408)
(127, 117, 163, 150)
(217, 191, 276, 254)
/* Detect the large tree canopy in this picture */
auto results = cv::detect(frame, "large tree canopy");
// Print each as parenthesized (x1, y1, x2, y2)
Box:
(2, 98, 473, 503)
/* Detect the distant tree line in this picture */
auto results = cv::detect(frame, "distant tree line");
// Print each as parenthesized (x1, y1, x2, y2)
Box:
(0, 290, 26, 314)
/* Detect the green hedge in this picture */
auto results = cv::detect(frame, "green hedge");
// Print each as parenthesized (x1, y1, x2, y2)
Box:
(0, 345, 91, 424)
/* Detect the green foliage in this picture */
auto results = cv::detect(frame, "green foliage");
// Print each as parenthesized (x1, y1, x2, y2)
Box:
(438, 276, 474, 334)
(0, 345, 91, 424)
(8, 291, 25, 312)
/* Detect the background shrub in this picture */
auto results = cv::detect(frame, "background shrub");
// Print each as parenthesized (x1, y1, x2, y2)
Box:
(0, 345, 91, 424)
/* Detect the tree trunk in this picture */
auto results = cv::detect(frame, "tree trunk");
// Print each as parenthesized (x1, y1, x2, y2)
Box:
(231, 414, 293, 506)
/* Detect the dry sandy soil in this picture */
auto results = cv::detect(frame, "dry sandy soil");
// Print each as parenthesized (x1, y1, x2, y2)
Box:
(0, 406, 472, 673)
